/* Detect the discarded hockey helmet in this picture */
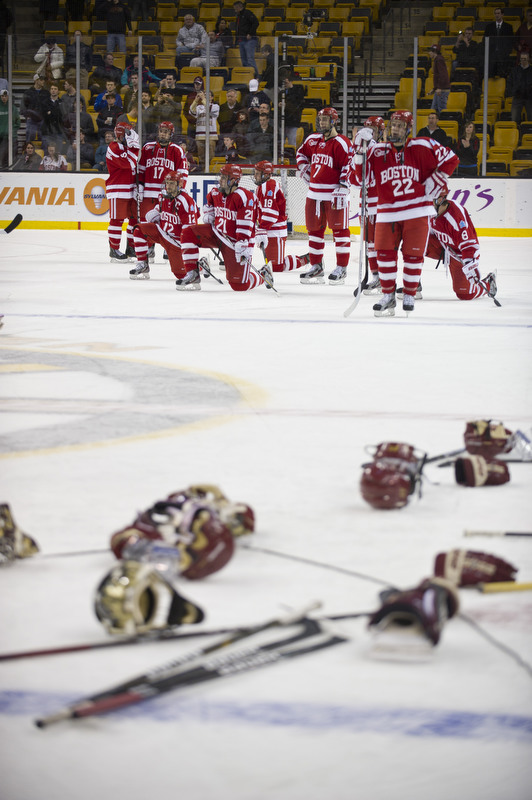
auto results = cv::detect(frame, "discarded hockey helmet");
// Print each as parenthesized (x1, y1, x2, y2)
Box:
(94, 560, 204, 635)
(360, 460, 415, 510)
(463, 420, 514, 460)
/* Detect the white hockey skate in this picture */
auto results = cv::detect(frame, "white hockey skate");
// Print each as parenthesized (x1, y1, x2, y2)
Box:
(147, 245, 155, 262)
(373, 293, 396, 317)
(328, 266, 347, 285)
(363, 274, 381, 295)
(176, 269, 201, 291)
(402, 294, 415, 315)
(300, 262, 325, 284)
(129, 261, 150, 280)
(109, 248, 128, 263)
(397, 282, 423, 300)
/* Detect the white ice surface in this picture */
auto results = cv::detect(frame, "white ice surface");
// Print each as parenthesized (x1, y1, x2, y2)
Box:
(1, 230, 531, 800)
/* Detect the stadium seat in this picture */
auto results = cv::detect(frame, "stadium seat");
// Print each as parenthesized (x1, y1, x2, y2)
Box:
(510, 159, 532, 176)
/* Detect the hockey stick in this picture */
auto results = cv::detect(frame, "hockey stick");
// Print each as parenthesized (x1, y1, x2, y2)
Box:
(0, 612, 371, 663)
(0, 214, 23, 235)
(209, 247, 225, 267)
(199, 257, 224, 285)
(464, 530, 532, 538)
(249, 260, 280, 295)
(477, 581, 532, 593)
(343, 141, 368, 318)
(35, 605, 346, 727)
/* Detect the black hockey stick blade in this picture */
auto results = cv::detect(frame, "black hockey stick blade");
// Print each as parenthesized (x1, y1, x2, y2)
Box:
(1, 214, 23, 234)
(199, 258, 224, 284)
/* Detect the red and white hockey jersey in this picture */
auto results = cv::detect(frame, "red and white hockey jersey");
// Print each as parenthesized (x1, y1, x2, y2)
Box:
(137, 141, 189, 200)
(296, 132, 353, 201)
(254, 178, 287, 238)
(148, 190, 199, 243)
(429, 199, 480, 267)
(356, 137, 459, 223)
(105, 140, 139, 201)
(204, 186, 255, 246)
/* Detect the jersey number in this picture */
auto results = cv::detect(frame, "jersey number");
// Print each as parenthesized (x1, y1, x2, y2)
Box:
(391, 178, 415, 197)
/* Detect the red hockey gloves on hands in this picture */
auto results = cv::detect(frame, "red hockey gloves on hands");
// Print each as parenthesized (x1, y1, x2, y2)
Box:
(424, 170, 449, 200)
(434, 549, 518, 587)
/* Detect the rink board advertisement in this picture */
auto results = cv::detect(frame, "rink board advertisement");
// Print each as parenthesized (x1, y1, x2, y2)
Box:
(1, 172, 531, 236)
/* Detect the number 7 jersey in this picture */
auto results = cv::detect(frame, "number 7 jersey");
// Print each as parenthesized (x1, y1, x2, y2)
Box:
(357, 137, 459, 222)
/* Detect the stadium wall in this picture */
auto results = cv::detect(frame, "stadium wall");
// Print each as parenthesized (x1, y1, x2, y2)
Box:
(1, 174, 531, 236)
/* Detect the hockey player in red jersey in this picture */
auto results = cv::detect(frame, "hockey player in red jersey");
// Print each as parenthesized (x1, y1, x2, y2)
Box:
(348, 115, 385, 295)
(425, 190, 498, 301)
(129, 171, 199, 280)
(105, 122, 140, 262)
(136, 121, 189, 261)
(296, 107, 354, 285)
(353, 110, 459, 316)
(180, 163, 268, 292)
(253, 160, 310, 284)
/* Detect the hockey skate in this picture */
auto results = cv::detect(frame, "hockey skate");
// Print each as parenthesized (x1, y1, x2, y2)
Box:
(147, 245, 155, 262)
(373, 293, 396, 317)
(402, 294, 415, 315)
(397, 282, 423, 300)
(328, 266, 347, 285)
(300, 262, 325, 284)
(363, 274, 381, 295)
(259, 264, 274, 289)
(109, 248, 128, 262)
(367, 578, 459, 662)
(125, 244, 136, 261)
(176, 269, 201, 291)
(163, 252, 169, 260)
(129, 261, 150, 280)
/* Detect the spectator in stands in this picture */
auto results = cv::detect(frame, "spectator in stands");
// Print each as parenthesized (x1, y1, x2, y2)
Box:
(428, 44, 450, 115)
(154, 87, 182, 133)
(158, 73, 179, 96)
(65, 30, 93, 90)
(233, 0, 259, 78)
(34, 37, 64, 82)
(95, 129, 114, 171)
(175, 14, 208, 70)
(39, 0, 59, 22)
(96, 92, 122, 140)
(417, 111, 449, 146)
(247, 101, 271, 133)
(260, 44, 275, 99)
(215, 17, 233, 50)
(41, 82, 67, 151)
(483, 7, 514, 79)
(245, 78, 270, 124)
(66, 129, 95, 168)
(517, 8, 532, 57)
(122, 72, 140, 111)
(453, 120, 479, 176)
(232, 107, 250, 153)
(121, 55, 160, 89)
(13, 141, 41, 171)
(280, 70, 305, 148)
(189, 88, 219, 165)
(0, 88, 20, 169)
(105, 0, 132, 54)
(39, 141, 68, 171)
(190, 30, 226, 71)
(117, 103, 138, 131)
(138, 89, 158, 140)
(60, 77, 86, 118)
(91, 52, 123, 90)
(452, 27, 480, 79)
(64, 98, 97, 143)
(94, 80, 123, 112)
(178, 136, 200, 172)
(506, 49, 532, 123)
(130, 0, 149, 22)
(21, 75, 50, 142)
(247, 108, 274, 161)
(184, 76, 205, 138)
(218, 87, 242, 135)
(215, 132, 247, 163)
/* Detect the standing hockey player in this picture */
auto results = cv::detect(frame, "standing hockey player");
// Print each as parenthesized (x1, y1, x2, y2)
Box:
(353, 110, 459, 316)
(253, 160, 310, 285)
(105, 121, 140, 262)
(129, 171, 199, 281)
(296, 107, 354, 285)
(348, 115, 385, 295)
(180, 163, 267, 292)
(425, 190, 498, 301)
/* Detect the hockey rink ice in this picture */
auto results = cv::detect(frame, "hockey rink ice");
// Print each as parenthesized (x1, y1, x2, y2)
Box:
(1, 229, 531, 800)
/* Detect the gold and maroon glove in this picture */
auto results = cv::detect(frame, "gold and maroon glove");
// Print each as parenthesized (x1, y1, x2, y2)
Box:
(434, 549, 518, 587)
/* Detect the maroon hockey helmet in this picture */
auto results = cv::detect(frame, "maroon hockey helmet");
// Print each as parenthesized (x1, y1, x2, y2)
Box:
(360, 460, 415, 510)
(114, 121, 132, 141)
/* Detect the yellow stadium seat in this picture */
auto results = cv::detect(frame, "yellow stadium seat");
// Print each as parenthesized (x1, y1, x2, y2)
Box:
(510, 159, 532, 176)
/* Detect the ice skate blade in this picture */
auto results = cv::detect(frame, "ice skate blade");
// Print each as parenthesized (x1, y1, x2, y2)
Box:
(176, 284, 201, 292)
(129, 273, 150, 280)
(368, 630, 435, 662)
(300, 277, 325, 285)
(328, 277, 345, 286)
(363, 287, 382, 295)
(374, 308, 395, 318)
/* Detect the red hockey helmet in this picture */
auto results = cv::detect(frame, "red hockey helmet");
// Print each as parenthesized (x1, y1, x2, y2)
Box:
(390, 109, 413, 132)
(114, 121, 132, 141)
(158, 120, 175, 142)
(360, 461, 415, 510)
(318, 106, 339, 123)
(364, 115, 385, 135)
(164, 170, 183, 197)
(220, 163, 242, 181)
(253, 160, 274, 185)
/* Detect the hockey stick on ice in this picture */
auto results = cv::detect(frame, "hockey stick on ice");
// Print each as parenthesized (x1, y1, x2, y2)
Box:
(464, 530, 532, 538)
(0, 611, 371, 662)
(0, 214, 23, 235)
(344, 141, 368, 318)
(34, 604, 347, 727)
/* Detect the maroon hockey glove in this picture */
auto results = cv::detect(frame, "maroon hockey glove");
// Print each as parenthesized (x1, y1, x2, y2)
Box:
(455, 454, 510, 486)
(463, 420, 514, 459)
(434, 549, 518, 587)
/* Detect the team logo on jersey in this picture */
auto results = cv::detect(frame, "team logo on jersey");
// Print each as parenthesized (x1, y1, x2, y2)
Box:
(373, 149, 387, 157)
(459, 220, 467, 228)
(83, 178, 109, 216)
